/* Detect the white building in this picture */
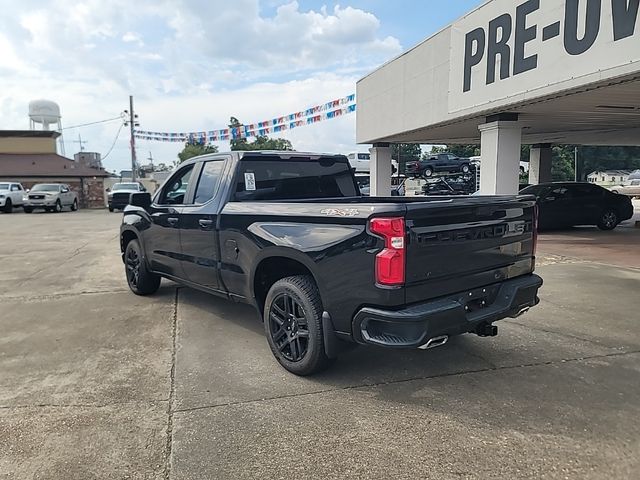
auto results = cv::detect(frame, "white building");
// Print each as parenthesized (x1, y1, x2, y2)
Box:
(357, 0, 640, 195)
(587, 170, 632, 186)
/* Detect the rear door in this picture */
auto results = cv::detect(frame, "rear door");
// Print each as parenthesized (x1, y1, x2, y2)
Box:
(179, 157, 228, 291)
(404, 197, 536, 304)
(146, 164, 196, 277)
(570, 184, 605, 224)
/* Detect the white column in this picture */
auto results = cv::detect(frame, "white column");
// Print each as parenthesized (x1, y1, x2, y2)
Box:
(369, 143, 392, 196)
(478, 121, 522, 195)
(529, 144, 553, 184)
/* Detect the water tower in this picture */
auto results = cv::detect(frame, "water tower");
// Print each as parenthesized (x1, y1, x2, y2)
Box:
(29, 99, 65, 155)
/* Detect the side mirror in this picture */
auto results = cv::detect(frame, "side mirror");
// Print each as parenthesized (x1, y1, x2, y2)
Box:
(129, 192, 152, 209)
(106, 188, 111, 193)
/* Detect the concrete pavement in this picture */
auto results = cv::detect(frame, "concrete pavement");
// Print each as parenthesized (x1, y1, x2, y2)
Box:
(1, 210, 639, 479)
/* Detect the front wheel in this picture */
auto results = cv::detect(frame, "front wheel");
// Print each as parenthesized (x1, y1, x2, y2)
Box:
(124, 239, 161, 295)
(2, 199, 12, 213)
(71, 199, 78, 211)
(461, 164, 470, 174)
(597, 209, 618, 230)
(264, 275, 332, 376)
(54, 200, 62, 213)
(108, 206, 114, 212)
(422, 167, 434, 178)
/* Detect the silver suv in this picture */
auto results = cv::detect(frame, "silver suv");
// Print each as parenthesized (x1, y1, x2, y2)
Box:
(24, 184, 79, 213)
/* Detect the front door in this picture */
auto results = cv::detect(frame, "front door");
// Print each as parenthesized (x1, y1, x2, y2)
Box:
(145, 164, 196, 278)
(179, 158, 227, 291)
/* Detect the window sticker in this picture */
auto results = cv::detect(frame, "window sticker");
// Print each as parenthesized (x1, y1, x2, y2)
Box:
(244, 172, 256, 191)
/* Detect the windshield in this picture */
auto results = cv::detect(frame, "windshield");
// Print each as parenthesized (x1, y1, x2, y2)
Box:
(31, 184, 60, 192)
(112, 183, 140, 191)
(0, 183, 9, 190)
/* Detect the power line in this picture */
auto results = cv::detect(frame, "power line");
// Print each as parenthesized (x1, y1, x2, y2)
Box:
(101, 123, 125, 161)
(62, 115, 124, 130)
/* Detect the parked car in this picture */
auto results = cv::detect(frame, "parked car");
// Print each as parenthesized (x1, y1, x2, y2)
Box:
(355, 174, 405, 196)
(422, 177, 476, 196)
(520, 182, 633, 230)
(108, 182, 147, 212)
(0, 182, 25, 213)
(120, 151, 542, 375)
(347, 152, 399, 175)
(406, 154, 473, 178)
(609, 179, 640, 198)
(23, 183, 78, 213)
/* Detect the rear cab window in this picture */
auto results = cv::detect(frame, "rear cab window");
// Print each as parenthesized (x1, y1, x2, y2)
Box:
(234, 155, 358, 201)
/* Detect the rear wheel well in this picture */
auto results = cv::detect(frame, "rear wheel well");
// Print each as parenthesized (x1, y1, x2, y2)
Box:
(253, 257, 316, 316)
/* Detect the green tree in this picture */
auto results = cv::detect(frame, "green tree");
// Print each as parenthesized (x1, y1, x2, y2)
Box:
(229, 117, 293, 151)
(177, 143, 219, 163)
(425, 145, 480, 158)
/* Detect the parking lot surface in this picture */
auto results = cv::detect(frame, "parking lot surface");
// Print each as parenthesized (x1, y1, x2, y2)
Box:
(1, 210, 639, 479)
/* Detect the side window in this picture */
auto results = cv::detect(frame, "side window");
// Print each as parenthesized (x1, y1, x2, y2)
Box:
(193, 161, 225, 204)
(572, 185, 598, 198)
(11, 184, 19, 191)
(157, 165, 195, 205)
(548, 186, 571, 200)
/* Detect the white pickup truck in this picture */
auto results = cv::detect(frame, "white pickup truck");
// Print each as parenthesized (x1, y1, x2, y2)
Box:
(0, 182, 25, 213)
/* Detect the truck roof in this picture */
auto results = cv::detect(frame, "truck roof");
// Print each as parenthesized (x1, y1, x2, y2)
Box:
(181, 150, 348, 167)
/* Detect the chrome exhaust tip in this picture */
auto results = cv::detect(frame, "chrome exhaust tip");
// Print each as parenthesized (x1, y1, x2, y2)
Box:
(418, 335, 449, 350)
(510, 306, 531, 318)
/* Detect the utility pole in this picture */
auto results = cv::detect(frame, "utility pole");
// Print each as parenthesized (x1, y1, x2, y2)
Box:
(73, 133, 87, 152)
(124, 95, 139, 181)
(147, 151, 154, 170)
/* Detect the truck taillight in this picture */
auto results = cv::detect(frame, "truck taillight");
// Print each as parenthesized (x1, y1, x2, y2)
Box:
(370, 217, 406, 286)
(532, 204, 539, 257)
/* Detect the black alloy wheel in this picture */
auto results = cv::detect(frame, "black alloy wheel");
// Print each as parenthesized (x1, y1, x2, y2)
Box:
(126, 246, 141, 290)
(264, 275, 332, 375)
(124, 239, 161, 295)
(269, 293, 310, 362)
(597, 209, 618, 230)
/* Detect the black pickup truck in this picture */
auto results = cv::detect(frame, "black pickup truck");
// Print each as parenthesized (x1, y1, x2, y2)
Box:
(120, 151, 542, 375)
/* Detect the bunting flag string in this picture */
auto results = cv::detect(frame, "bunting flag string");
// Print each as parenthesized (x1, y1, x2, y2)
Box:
(134, 94, 356, 143)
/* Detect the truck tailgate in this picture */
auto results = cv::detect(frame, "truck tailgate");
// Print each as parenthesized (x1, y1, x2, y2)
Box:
(404, 196, 536, 304)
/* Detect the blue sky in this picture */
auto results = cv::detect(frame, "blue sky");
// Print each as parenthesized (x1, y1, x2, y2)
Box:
(0, 0, 482, 173)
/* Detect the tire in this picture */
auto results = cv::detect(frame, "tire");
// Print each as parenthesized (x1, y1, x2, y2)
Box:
(54, 200, 62, 213)
(597, 209, 618, 230)
(23, 207, 33, 213)
(71, 199, 78, 211)
(264, 275, 332, 376)
(461, 164, 470, 174)
(422, 167, 434, 178)
(124, 239, 161, 295)
(108, 206, 114, 212)
(3, 199, 12, 213)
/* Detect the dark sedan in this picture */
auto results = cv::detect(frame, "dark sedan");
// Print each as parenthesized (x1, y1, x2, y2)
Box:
(520, 182, 634, 230)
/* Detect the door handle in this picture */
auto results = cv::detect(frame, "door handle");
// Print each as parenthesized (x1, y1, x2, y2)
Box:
(198, 219, 214, 229)
(167, 217, 179, 226)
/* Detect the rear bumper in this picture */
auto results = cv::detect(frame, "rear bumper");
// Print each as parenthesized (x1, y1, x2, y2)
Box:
(352, 274, 543, 348)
